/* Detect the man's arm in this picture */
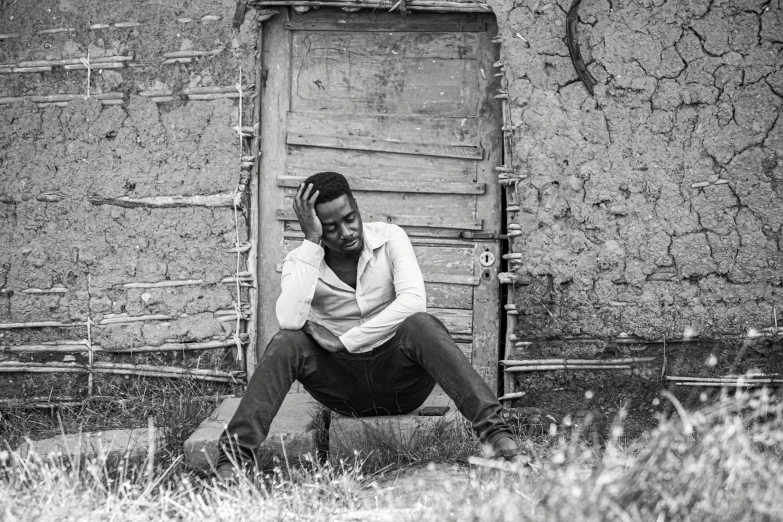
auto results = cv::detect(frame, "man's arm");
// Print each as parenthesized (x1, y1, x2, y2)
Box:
(338, 226, 426, 352)
(276, 183, 324, 330)
(275, 241, 323, 330)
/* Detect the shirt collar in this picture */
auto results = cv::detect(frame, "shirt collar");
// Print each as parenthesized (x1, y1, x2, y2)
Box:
(317, 223, 391, 286)
(361, 223, 390, 253)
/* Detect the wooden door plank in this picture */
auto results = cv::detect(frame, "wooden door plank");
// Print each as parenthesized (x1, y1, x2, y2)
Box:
(285, 21, 487, 32)
(286, 148, 478, 182)
(413, 245, 475, 275)
(274, 261, 477, 287)
(286, 220, 466, 239)
(257, 11, 292, 354)
(283, 229, 475, 248)
(428, 308, 472, 335)
(290, 8, 487, 27)
(287, 112, 479, 147)
(291, 31, 479, 60)
(455, 342, 473, 362)
(278, 175, 485, 195)
(277, 209, 482, 230)
(427, 284, 473, 310)
(287, 133, 484, 160)
(283, 191, 477, 230)
(285, 241, 475, 277)
(290, 32, 478, 116)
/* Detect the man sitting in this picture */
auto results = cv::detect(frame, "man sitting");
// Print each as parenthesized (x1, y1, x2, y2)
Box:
(217, 172, 519, 477)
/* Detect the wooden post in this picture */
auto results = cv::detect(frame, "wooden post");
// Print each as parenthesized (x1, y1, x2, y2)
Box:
(246, 19, 266, 376)
(499, 64, 520, 403)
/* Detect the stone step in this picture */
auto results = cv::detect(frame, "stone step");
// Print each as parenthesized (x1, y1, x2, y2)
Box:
(17, 427, 164, 465)
(328, 388, 458, 465)
(183, 391, 321, 472)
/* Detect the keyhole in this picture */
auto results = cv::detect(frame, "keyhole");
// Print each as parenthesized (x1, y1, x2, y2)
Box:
(479, 251, 495, 267)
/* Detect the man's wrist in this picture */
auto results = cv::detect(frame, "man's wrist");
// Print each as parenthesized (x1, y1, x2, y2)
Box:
(304, 234, 322, 245)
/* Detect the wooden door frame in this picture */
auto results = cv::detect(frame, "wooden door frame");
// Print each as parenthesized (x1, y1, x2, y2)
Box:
(249, 5, 513, 395)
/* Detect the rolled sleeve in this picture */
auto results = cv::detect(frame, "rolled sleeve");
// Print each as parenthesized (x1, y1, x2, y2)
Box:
(275, 239, 324, 330)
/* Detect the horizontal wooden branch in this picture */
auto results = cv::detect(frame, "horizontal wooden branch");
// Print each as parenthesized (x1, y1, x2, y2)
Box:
(87, 192, 241, 209)
(673, 381, 783, 387)
(138, 89, 173, 97)
(287, 133, 484, 160)
(226, 242, 252, 253)
(36, 27, 76, 35)
(122, 279, 204, 289)
(498, 272, 535, 285)
(161, 48, 224, 59)
(498, 391, 526, 401)
(90, 22, 144, 29)
(3, 342, 90, 353)
(21, 287, 69, 294)
(691, 179, 729, 189)
(666, 375, 783, 385)
(0, 92, 124, 105)
(502, 357, 656, 366)
(109, 338, 247, 353)
(498, 174, 529, 185)
(0, 393, 237, 409)
(0, 66, 51, 74)
(0, 321, 82, 329)
(2, 337, 246, 354)
(0, 361, 245, 383)
(18, 56, 132, 68)
(98, 314, 173, 325)
(505, 365, 632, 372)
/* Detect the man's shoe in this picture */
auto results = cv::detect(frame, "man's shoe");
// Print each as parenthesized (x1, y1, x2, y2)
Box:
(491, 436, 527, 462)
(216, 463, 240, 483)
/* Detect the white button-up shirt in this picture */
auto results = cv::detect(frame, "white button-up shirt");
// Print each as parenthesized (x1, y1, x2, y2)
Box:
(276, 222, 426, 353)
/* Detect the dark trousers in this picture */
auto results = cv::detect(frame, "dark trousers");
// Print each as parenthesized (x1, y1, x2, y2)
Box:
(217, 312, 513, 468)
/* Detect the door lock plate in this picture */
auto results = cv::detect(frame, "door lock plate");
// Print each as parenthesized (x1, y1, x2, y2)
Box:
(479, 251, 496, 267)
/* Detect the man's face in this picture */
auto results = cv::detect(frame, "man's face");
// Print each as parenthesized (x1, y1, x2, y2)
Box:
(315, 194, 364, 258)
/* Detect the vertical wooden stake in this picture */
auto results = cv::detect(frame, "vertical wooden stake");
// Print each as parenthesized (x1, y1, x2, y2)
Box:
(499, 93, 520, 404)
(146, 416, 155, 481)
(86, 272, 94, 397)
(246, 22, 265, 376)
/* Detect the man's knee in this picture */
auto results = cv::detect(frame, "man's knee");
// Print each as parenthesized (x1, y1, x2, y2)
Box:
(263, 329, 312, 359)
(399, 312, 446, 333)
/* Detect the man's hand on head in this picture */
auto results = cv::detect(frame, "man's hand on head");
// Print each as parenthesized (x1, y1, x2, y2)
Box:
(293, 183, 323, 245)
(303, 320, 347, 353)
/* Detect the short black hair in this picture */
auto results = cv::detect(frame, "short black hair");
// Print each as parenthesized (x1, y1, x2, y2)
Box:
(303, 171, 354, 205)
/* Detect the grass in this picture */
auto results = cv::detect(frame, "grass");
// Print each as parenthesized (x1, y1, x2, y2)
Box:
(1, 386, 782, 521)
(0, 377, 241, 460)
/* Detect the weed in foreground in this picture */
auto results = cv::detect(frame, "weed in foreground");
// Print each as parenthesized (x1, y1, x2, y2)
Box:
(1, 388, 781, 521)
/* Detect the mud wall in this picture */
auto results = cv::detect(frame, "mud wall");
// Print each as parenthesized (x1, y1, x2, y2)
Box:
(0, 0, 259, 400)
(489, 0, 782, 430)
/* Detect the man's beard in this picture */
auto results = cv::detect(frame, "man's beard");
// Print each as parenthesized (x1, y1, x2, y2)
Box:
(348, 240, 363, 260)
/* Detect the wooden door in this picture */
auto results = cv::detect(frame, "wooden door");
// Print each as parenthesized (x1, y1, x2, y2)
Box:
(257, 8, 502, 386)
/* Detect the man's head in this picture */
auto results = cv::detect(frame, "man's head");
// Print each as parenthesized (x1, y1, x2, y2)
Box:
(304, 172, 363, 259)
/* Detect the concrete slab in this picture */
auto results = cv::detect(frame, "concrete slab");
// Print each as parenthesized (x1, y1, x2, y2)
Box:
(184, 392, 321, 472)
(17, 427, 164, 465)
(329, 389, 460, 465)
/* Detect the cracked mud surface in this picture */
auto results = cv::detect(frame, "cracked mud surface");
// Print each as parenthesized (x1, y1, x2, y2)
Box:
(489, 0, 782, 338)
(488, 0, 783, 433)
